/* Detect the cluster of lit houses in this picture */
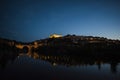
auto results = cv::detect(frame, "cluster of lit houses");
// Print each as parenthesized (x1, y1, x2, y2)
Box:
(33, 34, 120, 46)
(0, 34, 120, 48)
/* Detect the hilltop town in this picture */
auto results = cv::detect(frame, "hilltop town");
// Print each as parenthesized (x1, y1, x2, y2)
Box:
(34, 34, 120, 46)
(0, 34, 120, 54)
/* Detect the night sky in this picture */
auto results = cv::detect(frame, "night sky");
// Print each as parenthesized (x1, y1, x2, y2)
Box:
(0, 0, 120, 42)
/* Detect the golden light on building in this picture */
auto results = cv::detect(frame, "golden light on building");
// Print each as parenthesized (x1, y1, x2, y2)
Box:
(49, 34, 62, 38)
(34, 41, 38, 45)
(15, 44, 23, 49)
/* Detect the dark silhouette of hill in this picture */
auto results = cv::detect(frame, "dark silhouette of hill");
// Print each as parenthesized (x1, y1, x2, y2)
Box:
(0, 34, 120, 57)
(35, 34, 120, 55)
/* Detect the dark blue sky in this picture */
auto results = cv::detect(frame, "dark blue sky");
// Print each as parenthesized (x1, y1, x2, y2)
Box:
(0, 0, 120, 42)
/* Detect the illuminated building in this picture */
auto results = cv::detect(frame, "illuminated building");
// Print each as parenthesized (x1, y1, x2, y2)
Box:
(49, 34, 62, 38)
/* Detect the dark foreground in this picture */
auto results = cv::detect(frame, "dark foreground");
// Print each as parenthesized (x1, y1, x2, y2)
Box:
(0, 50, 120, 80)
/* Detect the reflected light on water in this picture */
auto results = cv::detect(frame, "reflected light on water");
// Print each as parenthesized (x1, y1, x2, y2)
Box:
(0, 52, 120, 80)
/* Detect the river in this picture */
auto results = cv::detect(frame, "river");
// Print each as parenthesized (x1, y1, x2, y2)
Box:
(0, 53, 120, 80)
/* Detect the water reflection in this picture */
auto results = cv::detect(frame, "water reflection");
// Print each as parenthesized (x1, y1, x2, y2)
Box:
(26, 52, 120, 74)
(1, 51, 120, 73)
(0, 51, 120, 80)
